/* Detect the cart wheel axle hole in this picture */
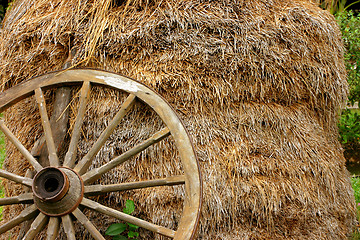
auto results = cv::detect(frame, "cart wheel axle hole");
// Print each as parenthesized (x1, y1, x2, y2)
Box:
(32, 167, 70, 202)
(44, 177, 59, 192)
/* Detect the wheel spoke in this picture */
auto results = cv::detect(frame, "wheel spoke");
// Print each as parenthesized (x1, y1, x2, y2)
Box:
(63, 81, 91, 168)
(84, 175, 185, 196)
(0, 193, 33, 206)
(16, 170, 35, 239)
(35, 88, 59, 167)
(74, 94, 136, 175)
(81, 198, 176, 238)
(0, 169, 32, 187)
(72, 208, 105, 240)
(46, 217, 60, 240)
(82, 127, 171, 184)
(62, 214, 76, 240)
(0, 204, 38, 234)
(22, 213, 49, 240)
(0, 120, 43, 172)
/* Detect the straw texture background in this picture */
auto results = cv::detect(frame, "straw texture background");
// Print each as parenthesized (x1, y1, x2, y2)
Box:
(0, 0, 356, 239)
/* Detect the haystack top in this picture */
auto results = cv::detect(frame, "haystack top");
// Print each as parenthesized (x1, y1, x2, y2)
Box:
(0, 0, 347, 129)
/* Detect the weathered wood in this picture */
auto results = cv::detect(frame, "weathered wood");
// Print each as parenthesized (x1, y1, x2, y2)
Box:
(31, 89, 71, 167)
(0, 193, 33, 206)
(62, 214, 76, 240)
(63, 81, 90, 168)
(81, 198, 176, 238)
(85, 175, 185, 196)
(0, 204, 38, 234)
(0, 169, 32, 187)
(82, 127, 171, 184)
(74, 94, 136, 175)
(35, 88, 59, 167)
(22, 213, 49, 240)
(72, 208, 105, 240)
(46, 87, 72, 163)
(0, 120, 43, 172)
(46, 217, 60, 240)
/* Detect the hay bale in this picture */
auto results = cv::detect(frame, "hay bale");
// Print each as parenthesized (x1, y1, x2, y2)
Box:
(0, 0, 356, 239)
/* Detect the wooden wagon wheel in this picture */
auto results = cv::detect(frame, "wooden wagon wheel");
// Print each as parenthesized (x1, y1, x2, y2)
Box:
(0, 69, 202, 239)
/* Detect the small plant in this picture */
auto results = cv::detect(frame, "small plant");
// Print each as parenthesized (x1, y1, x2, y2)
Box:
(336, 10, 360, 152)
(336, 10, 360, 106)
(339, 109, 360, 146)
(105, 200, 140, 240)
(319, 0, 360, 14)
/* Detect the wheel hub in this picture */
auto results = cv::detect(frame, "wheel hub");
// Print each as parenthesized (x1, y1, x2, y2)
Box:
(32, 167, 84, 216)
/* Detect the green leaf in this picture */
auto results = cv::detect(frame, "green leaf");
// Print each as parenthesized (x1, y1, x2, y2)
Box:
(123, 200, 135, 215)
(105, 223, 127, 236)
(113, 235, 128, 240)
(128, 223, 139, 231)
(128, 231, 139, 238)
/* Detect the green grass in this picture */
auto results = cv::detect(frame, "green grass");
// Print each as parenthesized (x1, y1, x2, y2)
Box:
(0, 131, 5, 166)
(352, 177, 360, 239)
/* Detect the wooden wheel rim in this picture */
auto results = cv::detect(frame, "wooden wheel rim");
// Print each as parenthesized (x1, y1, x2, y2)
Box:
(0, 69, 202, 240)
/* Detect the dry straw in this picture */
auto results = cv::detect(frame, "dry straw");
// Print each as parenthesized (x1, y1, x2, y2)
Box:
(0, 0, 356, 239)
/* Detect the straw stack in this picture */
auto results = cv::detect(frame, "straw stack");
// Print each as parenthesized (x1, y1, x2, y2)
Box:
(0, 0, 356, 239)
